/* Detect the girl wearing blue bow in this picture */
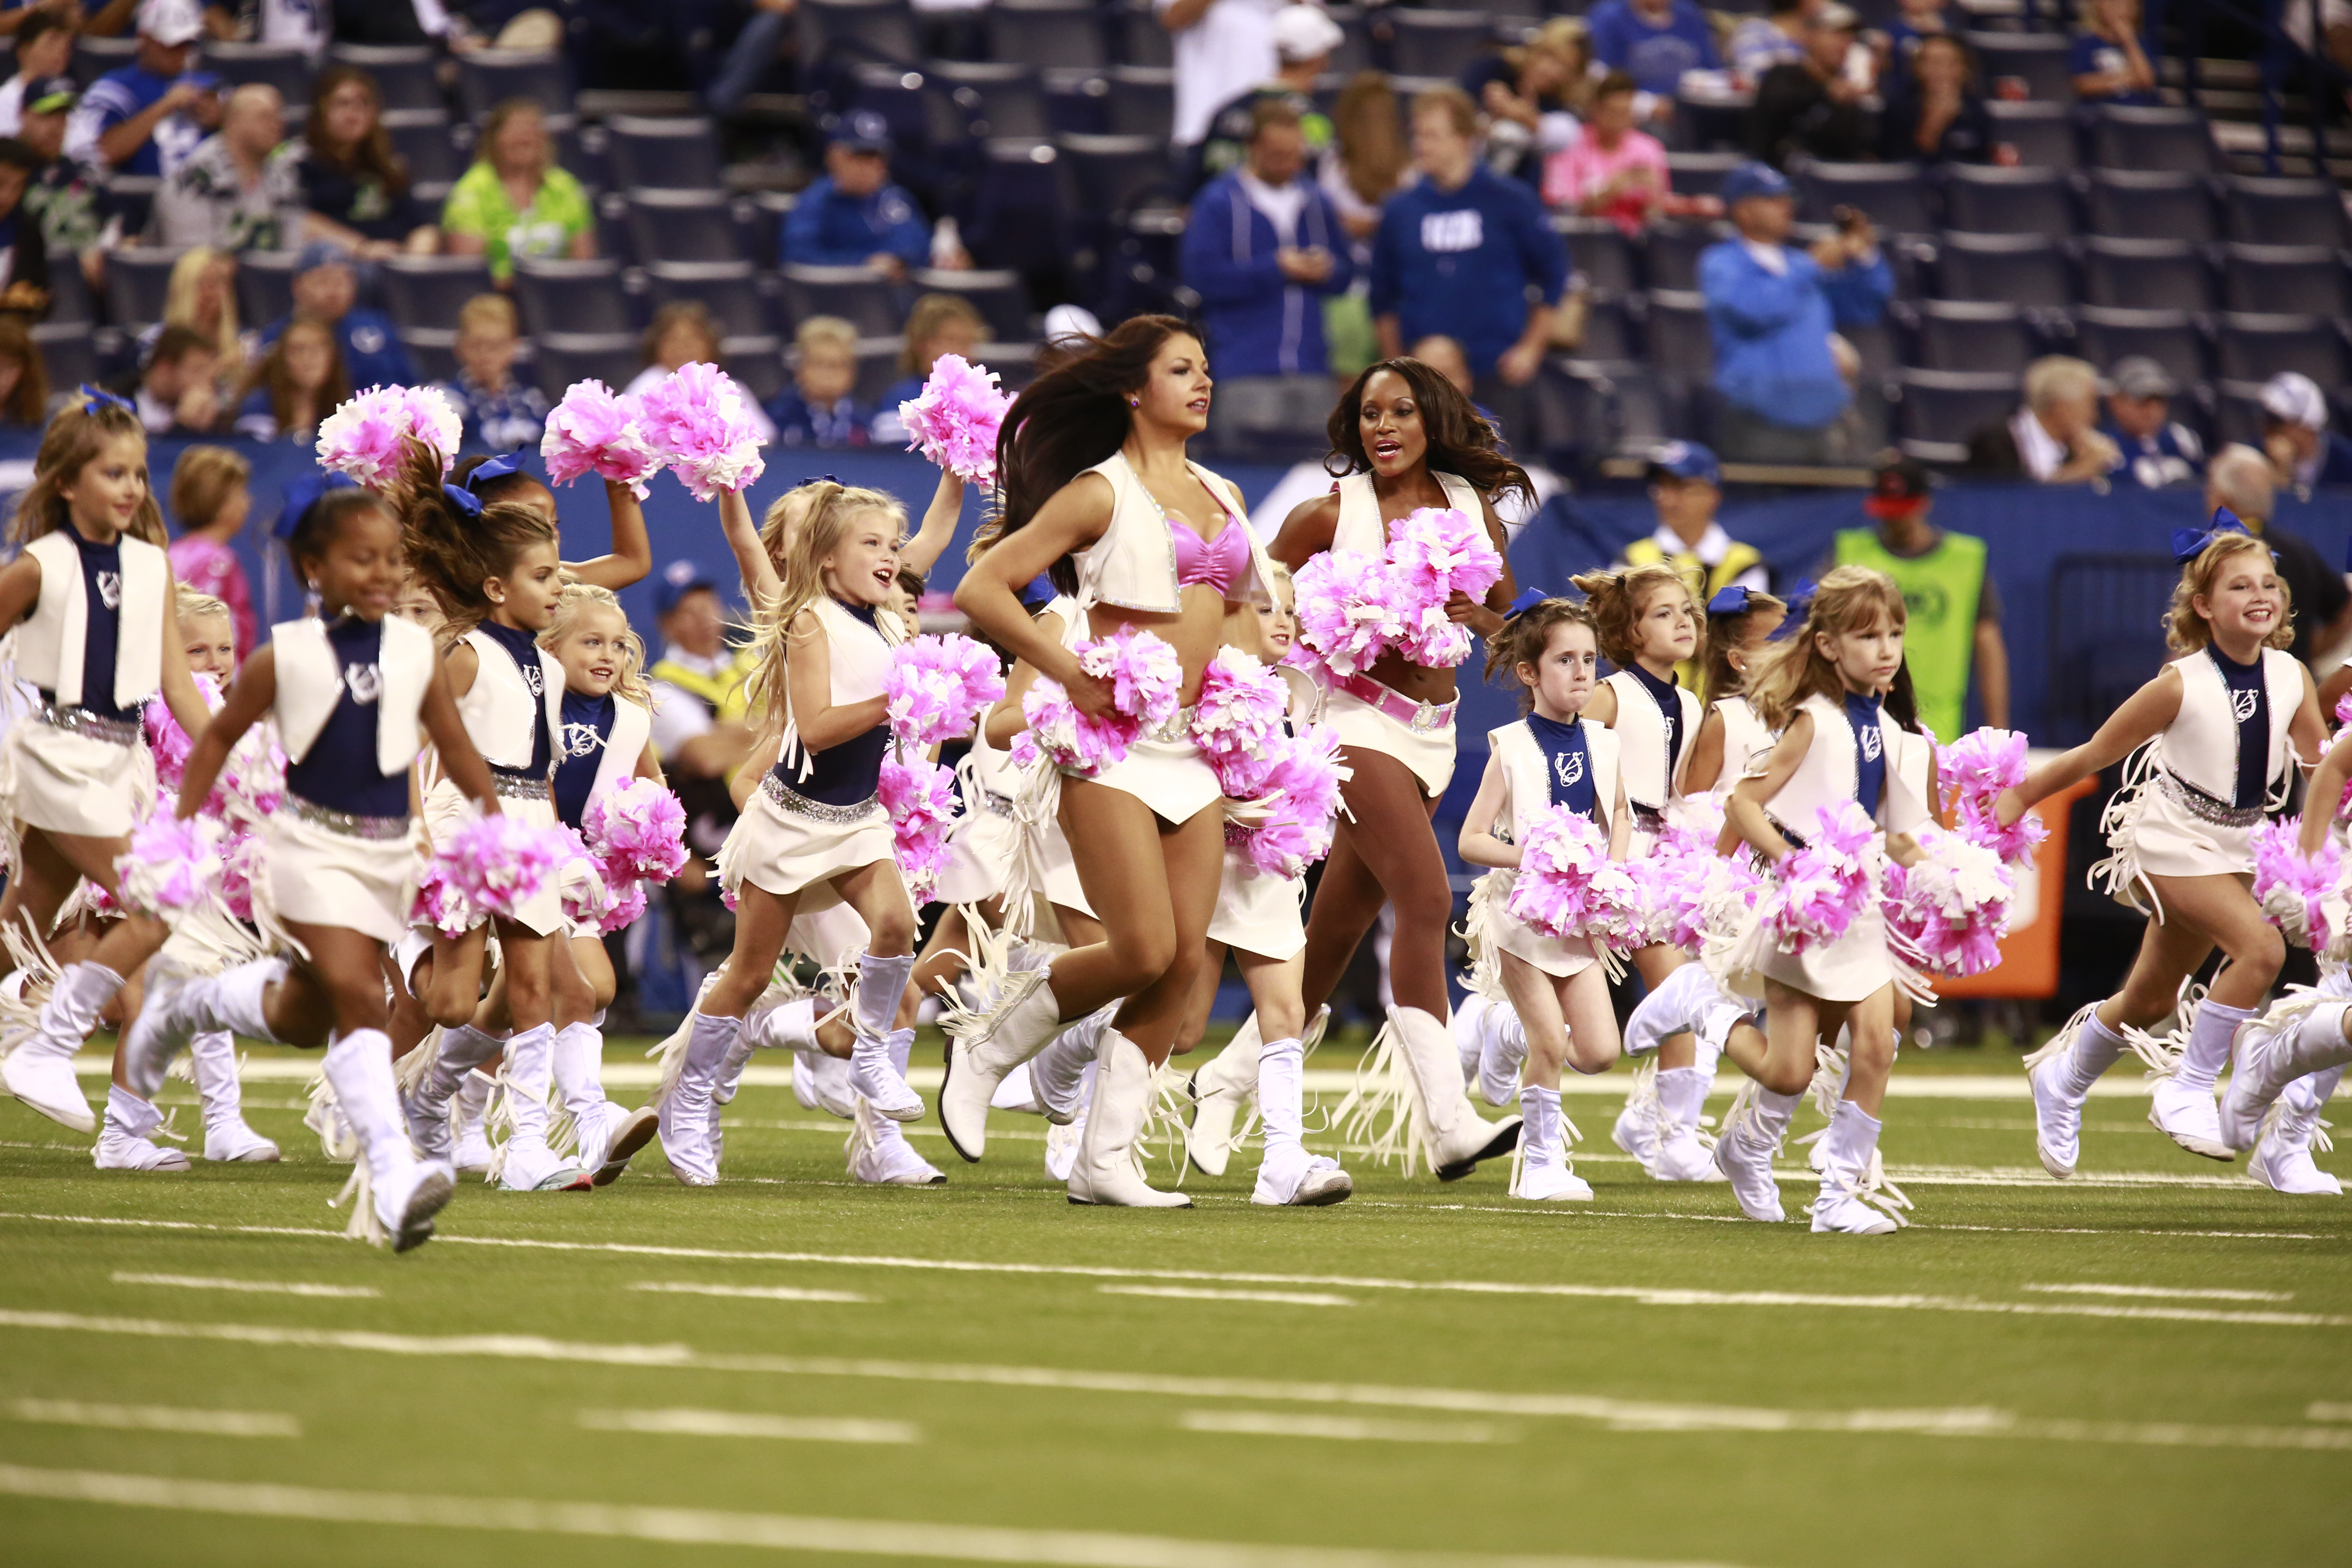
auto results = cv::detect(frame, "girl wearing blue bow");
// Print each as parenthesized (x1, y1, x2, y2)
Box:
(1679, 583, 1788, 794)
(1997, 519, 2324, 1177)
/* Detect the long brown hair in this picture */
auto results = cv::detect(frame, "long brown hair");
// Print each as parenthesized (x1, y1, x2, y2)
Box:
(1325, 358, 1533, 507)
(243, 316, 349, 437)
(389, 437, 556, 635)
(0, 315, 48, 426)
(11, 398, 166, 547)
(743, 479, 906, 745)
(1330, 71, 1406, 207)
(304, 65, 410, 195)
(980, 314, 1196, 595)
(1570, 564, 1702, 670)
(1746, 565, 1907, 731)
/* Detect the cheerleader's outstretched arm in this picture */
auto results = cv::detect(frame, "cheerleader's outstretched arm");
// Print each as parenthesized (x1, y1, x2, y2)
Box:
(157, 570, 212, 740)
(1725, 711, 1814, 867)
(563, 481, 654, 592)
(718, 489, 781, 610)
(1996, 665, 2183, 825)
(2289, 659, 2328, 772)
(900, 470, 963, 579)
(1456, 753, 1517, 870)
(419, 664, 503, 815)
(176, 647, 274, 818)
(2300, 729, 2352, 855)
(953, 475, 1112, 708)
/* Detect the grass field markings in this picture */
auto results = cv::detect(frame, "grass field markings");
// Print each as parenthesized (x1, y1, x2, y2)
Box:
(1177, 1411, 1499, 1443)
(0, 1462, 1755, 1568)
(2022, 1283, 2295, 1302)
(630, 1282, 871, 1304)
(1329, 1200, 2332, 1243)
(4, 1398, 299, 1438)
(577, 1409, 918, 1443)
(1884, 1166, 2261, 1189)
(2309, 1402, 2352, 1421)
(1099, 1286, 1355, 1307)
(0, 1138, 91, 1153)
(111, 1272, 382, 1299)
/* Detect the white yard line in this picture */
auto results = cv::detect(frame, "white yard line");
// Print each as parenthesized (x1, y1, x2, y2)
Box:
(578, 1409, 916, 1444)
(0, 1462, 1743, 1568)
(113, 1272, 380, 1299)
(1178, 1411, 1498, 1443)
(1100, 1286, 1354, 1308)
(2023, 1283, 2293, 1302)
(630, 1282, 870, 1305)
(1337, 1198, 2335, 1242)
(2308, 1402, 2352, 1422)
(4, 1398, 298, 1438)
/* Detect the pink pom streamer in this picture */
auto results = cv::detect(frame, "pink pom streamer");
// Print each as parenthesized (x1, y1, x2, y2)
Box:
(596, 880, 648, 937)
(2336, 688, 2352, 730)
(2252, 818, 2342, 950)
(1387, 508, 1503, 668)
(637, 362, 767, 501)
(895, 353, 1012, 483)
(541, 379, 663, 497)
(880, 753, 960, 895)
(218, 829, 259, 924)
(1508, 806, 1641, 944)
(144, 672, 220, 797)
(1940, 726, 2048, 868)
(1883, 827, 2012, 978)
(1230, 722, 1348, 879)
(555, 827, 616, 933)
(434, 815, 568, 923)
(1754, 801, 1879, 956)
(315, 384, 462, 487)
(410, 859, 475, 938)
(582, 777, 689, 885)
(1291, 550, 1404, 678)
(1191, 648, 1290, 798)
(1020, 627, 1183, 775)
(886, 634, 1006, 747)
(113, 815, 221, 919)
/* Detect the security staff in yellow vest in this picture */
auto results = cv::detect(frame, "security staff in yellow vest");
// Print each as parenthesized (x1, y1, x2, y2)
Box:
(1617, 441, 1768, 688)
(646, 559, 758, 867)
(1826, 454, 2009, 744)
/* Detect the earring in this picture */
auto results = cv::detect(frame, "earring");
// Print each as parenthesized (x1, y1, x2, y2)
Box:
(302, 577, 322, 618)
(1128, 396, 1139, 408)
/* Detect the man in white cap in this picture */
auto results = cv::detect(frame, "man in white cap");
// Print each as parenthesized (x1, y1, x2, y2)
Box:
(2259, 371, 2352, 494)
(67, 0, 221, 178)
(1186, 3, 1341, 193)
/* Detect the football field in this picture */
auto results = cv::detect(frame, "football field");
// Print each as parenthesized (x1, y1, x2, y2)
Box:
(1, 1034, 2347, 1568)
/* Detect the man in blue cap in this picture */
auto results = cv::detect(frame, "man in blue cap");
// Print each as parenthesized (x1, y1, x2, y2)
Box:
(780, 110, 933, 281)
(1698, 159, 1889, 464)
(258, 240, 413, 390)
(1618, 440, 1767, 685)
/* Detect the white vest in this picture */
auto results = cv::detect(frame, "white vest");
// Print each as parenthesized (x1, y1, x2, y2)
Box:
(1764, 692, 1896, 836)
(2158, 646, 2301, 808)
(15, 528, 167, 710)
(1489, 717, 1621, 843)
(781, 596, 900, 773)
(1602, 668, 1701, 813)
(1887, 723, 1934, 834)
(274, 613, 434, 777)
(1688, 694, 1774, 793)
(1331, 470, 1483, 556)
(579, 694, 653, 809)
(455, 626, 566, 774)
(1072, 451, 1278, 615)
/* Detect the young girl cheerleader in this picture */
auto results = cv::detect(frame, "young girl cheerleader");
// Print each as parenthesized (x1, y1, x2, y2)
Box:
(1999, 520, 2323, 1174)
(119, 486, 506, 1250)
(0, 394, 214, 1136)
(1457, 598, 1629, 1201)
(1679, 585, 1787, 795)
(944, 316, 1288, 1207)
(448, 450, 654, 593)
(1711, 565, 1931, 1234)
(651, 479, 924, 1186)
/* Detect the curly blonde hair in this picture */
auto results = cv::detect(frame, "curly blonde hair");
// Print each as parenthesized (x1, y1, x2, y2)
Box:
(540, 581, 651, 706)
(1568, 563, 1704, 671)
(1745, 565, 1907, 732)
(2165, 532, 2292, 655)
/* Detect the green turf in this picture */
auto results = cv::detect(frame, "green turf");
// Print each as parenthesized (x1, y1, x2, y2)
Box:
(2, 1033, 2348, 1568)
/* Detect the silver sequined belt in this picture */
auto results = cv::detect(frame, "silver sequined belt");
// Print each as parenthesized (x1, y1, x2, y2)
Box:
(1146, 703, 1199, 746)
(2158, 771, 2263, 829)
(491, 769, 552, 803)
(761, 769, 880, 823)
(289, 795, 410, 841)
(982, 788, 1018, 819)
(33, 695, 139, 746)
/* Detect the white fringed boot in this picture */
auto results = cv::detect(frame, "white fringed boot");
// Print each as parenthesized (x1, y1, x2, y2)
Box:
(1809, 1100, 1902, 1235)
(2152, 996, 2248, 1160)
(850, 1029, 946, 1185)
(94, 1084, 191, 1171)
(451, 1069, 497, 1172)
(656, 1011, 743, 1185)
(2249, 1065, 2345, 1195)
(847, 951, 922, 1120)
(551, 1019, 625, 1171)
(1067, 1029, 1193, 1208)
(2221, 1000, 2352, 1153)
(189, 1030, 278, 1162)
(1393, 1006, 1521, 1179)
(401, 1020, 504, 1165)
(2024, 1002, 2127, 1179)
(1510, 1083, 1590, 1201)
(940, 969, 1066, 1161)
(1252, 1035, 1350, 1206)
(2, 960, 121, 1132)
(1712, 1080, 1800, 1222)
(495, 1024, 590, 1192)
(326, 1028, 452, 1252)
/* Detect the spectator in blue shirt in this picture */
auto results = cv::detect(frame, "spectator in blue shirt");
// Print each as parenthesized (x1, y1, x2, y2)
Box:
(1698, 160, 1892, 463)
(1370, 87, 1568, 440)
(2261, 372, 2352, 493)
(2099, 355, 2203, 490)
(780, 111, 933, 281)
(436, 293, 549, 453)
(66, 0, 222, 179)
(766, 314, 872, 450)
(1587, 0, 1722, 100)
(258, 241, 414, 390)
(2070, 0, 2159, 104)
(1183, 101, 1352, 382)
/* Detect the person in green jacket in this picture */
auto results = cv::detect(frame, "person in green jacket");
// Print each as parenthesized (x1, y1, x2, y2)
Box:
(1826, 453, 2009, 743)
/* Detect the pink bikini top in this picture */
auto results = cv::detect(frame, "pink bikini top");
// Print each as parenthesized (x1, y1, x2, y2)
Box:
(1167, 486, 1250, 598)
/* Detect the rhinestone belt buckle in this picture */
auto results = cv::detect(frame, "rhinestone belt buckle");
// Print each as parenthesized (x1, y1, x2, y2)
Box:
(1408, 699, 1447, 734)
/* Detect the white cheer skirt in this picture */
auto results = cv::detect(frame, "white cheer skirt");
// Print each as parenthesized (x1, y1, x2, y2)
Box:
(1713, 889, 1895, 1005)
(717, 769, 895, 913)
(2096, 769, 2258, 915)
(1322, 680, 1457, 799)
(1068, 717, 1224, 826)
(261, 798, 421, 948)
(1, 710, 152, 843)
(1208, 839, 1306, 961)
(1463, 866, 1599, 984)
(424, 777, 566, 937)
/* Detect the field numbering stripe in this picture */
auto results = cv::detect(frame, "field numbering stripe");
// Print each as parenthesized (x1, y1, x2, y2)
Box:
(1180, 1411, 1501, 1444)
(112, 1272, 381, 1300)
(579, 1409, 917, 1444)
(4, 1399, 298, 1438)
(1100, 1285, 1354, 1308)
(2022, 1283, 2294, 1303)
(630, 1282, 871, 1305)
(2309, 1402, 2352, 1423)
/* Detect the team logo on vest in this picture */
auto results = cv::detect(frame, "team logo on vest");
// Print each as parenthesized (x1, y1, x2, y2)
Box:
(562, 721, 605, 760)
(521, 662, 544, 697)
(2232, 687, 2261, 723)
(344, 662, 381, 704)
(1859, 722, 1883, 762)
(1553, 750, 1585, 790)
(96, 571, 121, 610)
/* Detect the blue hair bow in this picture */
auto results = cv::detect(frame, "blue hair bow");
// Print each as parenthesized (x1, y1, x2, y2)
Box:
(2172, 509, 2252, 566)
(1707, 584, 1752, 616)
(463, 450, 525, 492)
(811, 473, 844, 488)
(76, 384, 132, 417)
(1015, 572, 1058, 611)
(1768, 578, 1816, 639)
(443, 482, 483, 519)
(273, 470, 360, 540)
(1501, 587, 1549, 621)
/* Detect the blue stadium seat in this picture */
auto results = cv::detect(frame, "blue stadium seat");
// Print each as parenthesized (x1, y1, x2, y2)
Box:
(986, 0, 1107, 70)
(198, 42, 314, 103)
(457, 49, 572, 122)
(1578, 294, 1641, 361)
(2089, 105, 2217, 173)
(2082, 169, 2215, 243)
(1111, 0, 1173, 66)
(382, 109, 463, 189)
(401, 327, 459, 385)
(605, 116, 726, 194)
(2215, 312, 2347, 386)
(2071, 305, 2208, 389)
(1939, 164, 2075, 238)
(1058, 132, 1175, 217)
(513, 256, 635, 338)
(2223, 174, 2349, 247)
(906, 266, 1031, 341)
(852, 337, 908, 406)
(1644, 219, 1724, 291)
(1665, 151, 1742, 202)
(647, 261, 774, 339)
(1894, 368, 2021, 461)
(1101, 65, 1175, 138)
(1323, 6, 1376, 75)
(800, 0, 921, 69)
(235, 250, 298, 334)
(966, 138, 1069, 274)
(105, 247, 185, 331)
(532, 332, 642, 392)
(723, 336, 786, 406)
(1984, 100, 2075, 171)
(328, 43, 441, 112)
(625, 189, 747, 265)
(1933, 232, 2072, 308)
(1797, 160, 1935, 238)
(1642, 288, 1715, 388)
(1907, 299, 2039, 374)
(1388, 11, 1496, 80)
(379, 255, 497, 332)
(33, 322, 96, 395)
(1966, 31, 2074, 101)
(44, 261, 92, 326)
(777, 263, 903, 337)
(929, 60, 1051, 140)
(2081, 236, 2211, 310)
(2213, 379, 2276, 447)
(1557, 216, 1639, 294)
(2221, 243, 2345, 316)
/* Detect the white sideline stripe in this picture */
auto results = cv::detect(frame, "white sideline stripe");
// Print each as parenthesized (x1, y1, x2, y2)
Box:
(4, 1398, 299, 1438)
(1342, 1198, 2334, 1242)
(1178, 1411, 1499, 1444)
(1884, 1167, 2266, 1190)
(2309, 1402, 2352, 1422)
(3, 1211, 2341, 1321)
(630, 1282, 870, 1305)
(2024, 1283, 2294, 1303)
(1100, 1286, 1354, 1307)
(6, 1309, 2351, 1452)
(578, 1409, 916, 1444)
(113, 1272, 381, 1299)
(0, 1463, 1738, 1568)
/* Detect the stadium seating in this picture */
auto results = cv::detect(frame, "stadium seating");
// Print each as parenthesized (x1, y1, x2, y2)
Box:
(1798, 160, 1935, 238)
(1933, 232, 2072, 309)
(2081, 237, 2212, 310)
(1557, 217, 1638, 294)
(532, 331, 644, 392)
(378, 256, 497, 330)
(2071, 305, 2208, 388)
(1940, 165, 2075, 238)
(33, 322, 97, 394)
(457, 49, 573, 122)
(2220, 242, 2346, 315)
(2222, 174, 2348, 245)
(2214, 312, 2347, 385)
(778, 263, 903, 337)
(906, 267, 1032, 341)
(1387, 11, 1494, 80)
(383, 109, 465, 189)
(1907, 299, 2039, 374)
(1986, 100, 2076, 170)
(199, 42, 315, 103)
(1966, 31, 2074, 101)
(986, 0, 1107, 71)
(928, 62, 1051, 140)
(605, 116, 727, 194)
(105, 247, 185, 332)
(401, 327, 460, 384)
(512, 257, 635, 339)
(2088, 105, 2218, 173)
(235, 251, 299, 331)
(800, 0, 922, 70)
(624, 190, 746, 265)
(1894, 368, 2021, 461)
(1100, 65, 1176, 139)
(2082, 169, 2215, 243)
(330, 44, 440, 112)
(646, 261, 775, 338)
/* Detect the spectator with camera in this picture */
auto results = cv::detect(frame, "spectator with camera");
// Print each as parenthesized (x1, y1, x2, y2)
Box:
(69, 0, 220, 178)
(151, 83, 304, 251)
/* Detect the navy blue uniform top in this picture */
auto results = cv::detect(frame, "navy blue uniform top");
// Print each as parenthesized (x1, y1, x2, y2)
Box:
(554, 689, 615, 829)
(774, 600, 889, 806)
(1623, 662, 1686, 783)
(478, 619, 553, 776)
(67, 530, 138, 723)
(1528, 712, 1597, 818)
(286, 615, 410, 820)
(1844, 689, 1886, 814)
(2210, 644, 2269, 809)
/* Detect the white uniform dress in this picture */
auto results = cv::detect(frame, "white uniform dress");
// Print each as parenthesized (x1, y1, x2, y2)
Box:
(1206, 665, 1320, 962)
(1680, 693, 1774, 795)
(1312, 469, 1483, 800)
(1601, 665, 1700, 858)
(1466, 716, 1624, 979)
(717, 597, 900, 913)
(422, 624, 569, 936)
(2, 527, 168, 840)
(932, 720, 1096, 920)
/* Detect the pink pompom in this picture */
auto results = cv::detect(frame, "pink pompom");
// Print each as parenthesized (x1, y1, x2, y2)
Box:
(218, 829, 259, 924)
(1508, 805, 1641, 943)
(555, 827, 615, 932)
(1191, 648, 1290, 798)
(1755, 800, 1879, 956)
(1232, 722, 1348, 878)
(1292, 550, 1405, 678)
(541, 379, 663, 497)
(896, 353, 1012, 483)
(887, 633, 1006, 747)
(1022, 627, 1183, 775)
(2336, 688, 2352, 730)
(113, 814, 221, 918)
(2252, 818, 2342, 950)
(1941, 726, 2048, 869)
(596, 880, 648, 936)
(1884, 826, 2013, 977)
(880, 753, 960, 895)
(1007, 730, 1044, 771)
(144, 672, 220, 797)
(315, 384, 462, 487)
(637, 361, 766, 501)
(410, 859, 475, 938)
(435, 815, 568, 922)
(582, 777, 690, 884)
(1387, 508, 1503, 668)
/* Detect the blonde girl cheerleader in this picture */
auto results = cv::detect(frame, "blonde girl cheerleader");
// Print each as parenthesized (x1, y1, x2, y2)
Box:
(944, 314, 1288, 1208)
(1679, 584, 1788, 794)
(388, 443, 591, 1194)
(1711, 565, 1931, 1234)
(1457, 598, 1628, 1201)
(651, 479, 926, 1186)
(120, 486, 505, 1250)
(0, 392, 214, 1136)
(1998, 518, 2323, 1174)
